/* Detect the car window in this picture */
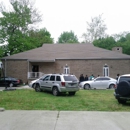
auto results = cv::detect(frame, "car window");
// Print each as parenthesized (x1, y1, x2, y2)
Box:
(43, 75, 50, 81)
(5, 77, 10, 80)
(0, 78, 4, 81)
(102, 78, 110, 80)
(56, 76, 61, 81)
(63, 75, 78, 81)
(119, 76, 130, 83)
(50, 75, 55, 81)
(95, 78, 102, 81)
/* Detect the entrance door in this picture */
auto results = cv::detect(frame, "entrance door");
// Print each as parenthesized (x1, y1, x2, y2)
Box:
(32, 65, 39, 78)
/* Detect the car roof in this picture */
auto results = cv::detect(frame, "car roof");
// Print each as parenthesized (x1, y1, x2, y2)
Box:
(46, 74, 75, 76)
(120, 74, 130, 77)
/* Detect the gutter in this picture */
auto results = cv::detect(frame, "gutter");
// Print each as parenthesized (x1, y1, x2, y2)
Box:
(28, 59, 56, 62)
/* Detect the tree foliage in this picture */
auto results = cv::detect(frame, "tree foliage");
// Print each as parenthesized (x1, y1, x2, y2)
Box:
(28, 28, 54, 47)
(93, 32, 130, 55)
(58, 31, 79, 43)
(82, 14, 107, 43)
(0, 0, 53, 56)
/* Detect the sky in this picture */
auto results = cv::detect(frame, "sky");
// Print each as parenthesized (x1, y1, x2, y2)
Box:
(1, 0, 130, 43)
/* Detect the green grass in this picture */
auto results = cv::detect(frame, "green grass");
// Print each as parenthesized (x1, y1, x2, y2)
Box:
(0, 89, 130, 111)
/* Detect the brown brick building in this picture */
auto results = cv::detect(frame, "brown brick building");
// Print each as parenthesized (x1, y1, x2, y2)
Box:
(1, 44, 130, 83)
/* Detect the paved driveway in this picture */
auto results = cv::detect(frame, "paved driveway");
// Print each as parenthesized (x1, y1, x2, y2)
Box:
(0, 110, 130, 130)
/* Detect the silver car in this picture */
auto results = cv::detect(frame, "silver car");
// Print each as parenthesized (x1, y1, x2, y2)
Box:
(29, 74, 79, 96)
(79, 76, 117, 89)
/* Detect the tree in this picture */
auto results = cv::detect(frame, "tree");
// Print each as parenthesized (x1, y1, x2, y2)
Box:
(82, 14, 107, 43)
(28, 28, 54, 47)
(93, 32, 130, 55)
(0, 0, 42, 55)
(57, 31, 79, 43)
(93, 36, 116, 50)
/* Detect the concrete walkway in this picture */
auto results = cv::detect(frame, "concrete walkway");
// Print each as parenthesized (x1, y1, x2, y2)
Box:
(0, 85, 32, 91)
(0, 110, 130, 130)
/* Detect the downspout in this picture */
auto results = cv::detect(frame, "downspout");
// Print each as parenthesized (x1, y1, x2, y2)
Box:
(27, 60, 29, 79)
(4, 59, 6, 76)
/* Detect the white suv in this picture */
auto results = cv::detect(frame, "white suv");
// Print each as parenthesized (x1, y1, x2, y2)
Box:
(29, 74, 79, 96)
(114, 74, 130, 104)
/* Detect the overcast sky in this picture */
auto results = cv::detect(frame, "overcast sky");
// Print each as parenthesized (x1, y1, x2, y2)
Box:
(1, 0, 130, 42)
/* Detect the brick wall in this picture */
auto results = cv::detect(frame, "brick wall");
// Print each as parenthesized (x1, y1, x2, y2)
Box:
(40, 59, 130, 79)
(2, 59, 130, 83)
(2, 60, 28, 84)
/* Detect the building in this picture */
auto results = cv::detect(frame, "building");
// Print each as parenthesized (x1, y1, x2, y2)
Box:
(1, 43, 130, 83)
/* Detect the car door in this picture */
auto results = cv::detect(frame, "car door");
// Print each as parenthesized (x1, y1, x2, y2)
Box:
(0, 77, 5, 86)
(101, 77, 111, 89)
(0, 77, 9, 87)
(47, 75, 56, 91)
(40, 75, 51, 90)
(92, 78, 104, 89)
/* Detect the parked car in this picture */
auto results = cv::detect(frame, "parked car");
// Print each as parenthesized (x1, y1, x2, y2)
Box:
(79, 76, 117, 89)
(0, 77, 22, 87)
(29, 74, 79, 96)
(114, 74, 130, 104)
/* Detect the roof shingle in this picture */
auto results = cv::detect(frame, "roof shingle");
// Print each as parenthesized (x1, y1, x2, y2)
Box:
(2, 43, 130, 60)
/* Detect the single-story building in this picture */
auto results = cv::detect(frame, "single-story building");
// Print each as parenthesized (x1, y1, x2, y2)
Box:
(1, 43, 130, 83)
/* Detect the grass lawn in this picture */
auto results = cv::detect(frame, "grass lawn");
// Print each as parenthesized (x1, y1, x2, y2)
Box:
(0, 89, 130, 111)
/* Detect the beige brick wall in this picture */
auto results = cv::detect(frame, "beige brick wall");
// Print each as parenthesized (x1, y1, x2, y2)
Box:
(2, 60, 28, 84)
(39, 59, 130, 79)
(2, 59, 130, 83)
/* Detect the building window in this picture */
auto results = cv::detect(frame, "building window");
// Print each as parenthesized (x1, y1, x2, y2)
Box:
(63, 64, 70, 74)
(103, 64, 109, 76)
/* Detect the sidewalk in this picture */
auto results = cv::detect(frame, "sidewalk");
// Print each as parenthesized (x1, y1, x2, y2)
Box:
(0, 110, 130, 130)
(0, 85, 32, 91)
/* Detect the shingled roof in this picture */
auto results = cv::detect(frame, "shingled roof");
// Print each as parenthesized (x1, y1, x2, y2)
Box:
(2, 43, 130, 61)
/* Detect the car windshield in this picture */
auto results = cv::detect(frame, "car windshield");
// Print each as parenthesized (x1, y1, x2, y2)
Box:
(63, 75, 78, 81)
(119, 76, 130, 83)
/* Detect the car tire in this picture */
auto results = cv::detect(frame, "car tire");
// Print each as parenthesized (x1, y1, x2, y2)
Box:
(109, 84, 115, 89)
(69, 92, 76, 96)
(35, 84, 41, 92)
(9, 83, 13, 87)
(117, 81, 130, 96)
(52, 87, 60, 96)
(84, 84, 90, 90)
(117, 99, 126, 104)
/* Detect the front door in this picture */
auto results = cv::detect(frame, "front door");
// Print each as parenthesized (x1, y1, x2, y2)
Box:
(32, 65, 39, 78)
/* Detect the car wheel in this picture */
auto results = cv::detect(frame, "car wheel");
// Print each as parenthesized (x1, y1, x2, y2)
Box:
(35, 84, 41, 92)
(9, 83, 13, 87)
(117, 99, 126, 104)
(84, 84, 90, 90)
(52, 87, 60, 96)
(69, 92, 76, 96)
(117, 81, 130, 96)
(109, 84, 115, 89)
(32, 83, 36, 88)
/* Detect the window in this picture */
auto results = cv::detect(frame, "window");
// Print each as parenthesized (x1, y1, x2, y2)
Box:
(95, 78, 102, 81)
(119, 77, 130, 83)
(64, 76, 77, 81)
(50, 76, 55, 81)
(102, 78, 110, 80)
(63, 64, 70, 74)
(43, 76, 50, 81)
(103, 64, 109, 76)
(56, 76, 61, 81)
